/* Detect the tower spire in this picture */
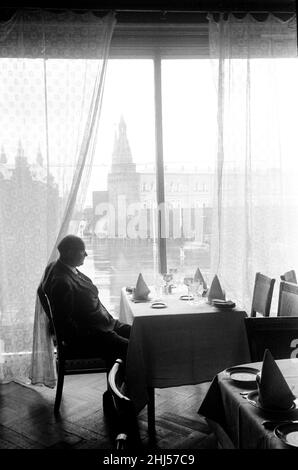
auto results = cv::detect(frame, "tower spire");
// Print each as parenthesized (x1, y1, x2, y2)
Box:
(112, 115, 133, 165)
(16, 139, 25, 159)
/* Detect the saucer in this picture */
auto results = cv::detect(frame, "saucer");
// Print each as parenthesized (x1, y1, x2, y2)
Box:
(131, 296, 151, 303)
(247, 390, 296, 413)
(151, 301, 167, 309)
(275, 422, 298, 447)
(212, 299, 236, 308)
(180, 295, 194, 301)
(225, 366, 260, 385)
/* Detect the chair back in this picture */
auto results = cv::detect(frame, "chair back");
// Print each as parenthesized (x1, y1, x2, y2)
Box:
(38, 282, 108, 372)
(108, 359, 141, 449)
(277, 281, 298, 317)
(245, 316, 298, 362)
(280, 270, 297, 284)
(251, 272, 275, 317)
(37, 283, 63, 351)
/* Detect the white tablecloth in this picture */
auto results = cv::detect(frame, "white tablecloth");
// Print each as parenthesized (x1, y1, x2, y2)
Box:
(120, 288, 251, 412)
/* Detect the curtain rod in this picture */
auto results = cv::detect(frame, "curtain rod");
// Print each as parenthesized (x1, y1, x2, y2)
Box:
(0, 7, 295, 14)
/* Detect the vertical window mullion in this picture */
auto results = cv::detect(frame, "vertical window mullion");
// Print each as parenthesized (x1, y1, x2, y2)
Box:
(154, 51, 167, 275)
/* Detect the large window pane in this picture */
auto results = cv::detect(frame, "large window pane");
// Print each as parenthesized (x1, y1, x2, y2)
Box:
(79, 59, 157, 316)
(161, 59, 217, 283)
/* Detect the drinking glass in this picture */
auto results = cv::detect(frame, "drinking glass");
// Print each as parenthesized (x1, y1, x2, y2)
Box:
(163, 273, 173, 294)
(174, 269, 185, 293)
(154, 273, 164, 300)
(191, 280, 205, 304)
(183, 276, 194, 300)
(169, 268, 178, 289)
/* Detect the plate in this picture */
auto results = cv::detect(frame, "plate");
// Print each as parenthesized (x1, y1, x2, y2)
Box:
(247, 390, 296, 413)
(274, 422, 298, 447)
(180, 295, 194, 301)
(212, 299, 236, 308)
(225, 366, 260, 385)
(151, 302, 167, 309)
(131, 296, 151, 303)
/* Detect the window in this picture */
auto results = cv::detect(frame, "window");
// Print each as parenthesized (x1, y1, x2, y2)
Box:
(162, 59, 216, 280)
(79, 59, 157, 315)
(2, 17, 298, 325)
(78, 56, 217, 313)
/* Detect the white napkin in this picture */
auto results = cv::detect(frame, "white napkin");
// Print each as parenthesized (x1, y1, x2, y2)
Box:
(194, 267, 208, 290)
(207, 275, 226, 302)
(134, 273, 150, 300)
(256, 349, 295, 410)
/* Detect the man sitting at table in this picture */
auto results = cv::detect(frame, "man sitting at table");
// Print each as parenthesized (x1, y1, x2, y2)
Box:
(42, 234, 131, 367)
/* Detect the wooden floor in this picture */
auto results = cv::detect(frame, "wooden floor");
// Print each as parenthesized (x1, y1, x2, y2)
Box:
(0, 374, 218, 450)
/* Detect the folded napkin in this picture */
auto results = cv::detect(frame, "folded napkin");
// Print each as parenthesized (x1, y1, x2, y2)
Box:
(207, 275, 226, 302)
(193, 267, 208, 290)
(134, 273, 150, 300)
(256, 349, 295, 410)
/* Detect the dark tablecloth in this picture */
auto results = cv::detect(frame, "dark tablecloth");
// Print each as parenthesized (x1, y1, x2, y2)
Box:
(198, 358, 298, 449)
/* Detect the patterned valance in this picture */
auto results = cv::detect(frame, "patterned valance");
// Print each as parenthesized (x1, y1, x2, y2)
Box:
(0, 9, 115, 58)
(0, 9, 296, 59)
(208, 13, 297, 58)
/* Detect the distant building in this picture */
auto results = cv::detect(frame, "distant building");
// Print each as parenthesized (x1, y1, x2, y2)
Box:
(0, 141, 59, 330)
(93, 117, 213, 242)
(108, 116, 140, 210)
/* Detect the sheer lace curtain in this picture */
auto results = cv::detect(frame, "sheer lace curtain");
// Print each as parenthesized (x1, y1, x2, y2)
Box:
(0, 10, 116, 385)
(208, 13, 298, 311)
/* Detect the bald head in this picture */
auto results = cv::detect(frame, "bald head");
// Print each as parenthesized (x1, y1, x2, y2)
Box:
(57, 235, 87, 267)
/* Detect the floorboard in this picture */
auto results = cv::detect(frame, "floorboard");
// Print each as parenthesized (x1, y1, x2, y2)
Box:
(0, 374, 218, 450)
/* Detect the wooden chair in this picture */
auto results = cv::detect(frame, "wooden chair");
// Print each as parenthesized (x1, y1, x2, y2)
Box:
(108, 358, 142, 449)
(277, 281, 298, 317)
(280, 270, 297, 284)
(245, 316, 298, 362)
(250, 272, 275, 317)
(37, 284, 109, 415)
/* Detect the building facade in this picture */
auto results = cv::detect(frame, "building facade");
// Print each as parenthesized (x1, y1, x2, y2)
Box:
(93, 117, 213, 243)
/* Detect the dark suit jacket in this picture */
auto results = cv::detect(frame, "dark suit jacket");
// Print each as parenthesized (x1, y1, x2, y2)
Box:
(43, 260, 116, 342)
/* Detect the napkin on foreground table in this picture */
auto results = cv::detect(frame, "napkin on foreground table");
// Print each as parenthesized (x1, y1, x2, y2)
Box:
(194, 267, 208, 290)
(134, 273, 150, 300)
(207, 275, 226, 302)
(257, 349, 295, 410)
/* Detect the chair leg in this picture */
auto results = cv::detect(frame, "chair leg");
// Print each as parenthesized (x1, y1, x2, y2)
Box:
(54, 361, 65, 415)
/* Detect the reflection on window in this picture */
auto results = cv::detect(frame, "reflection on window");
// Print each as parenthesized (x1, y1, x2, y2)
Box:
(79, 60, 157, 316)
(3, 55, 298, 323)
(162, 59, 217, 280)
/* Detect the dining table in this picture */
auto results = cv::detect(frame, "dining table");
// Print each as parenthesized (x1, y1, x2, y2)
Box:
(198, 358, 298, 449)
(119, 287, 251, 439)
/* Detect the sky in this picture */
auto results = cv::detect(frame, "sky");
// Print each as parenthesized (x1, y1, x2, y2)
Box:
(87, 58, 218, 203)
(1, 57, 298, 207)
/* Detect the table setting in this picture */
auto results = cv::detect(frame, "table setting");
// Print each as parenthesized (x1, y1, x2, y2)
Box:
(199, 349, 298, 449)
(125, 268, 237, 312)
(242, 349, 298, 448)
(119, 270, 250, 429)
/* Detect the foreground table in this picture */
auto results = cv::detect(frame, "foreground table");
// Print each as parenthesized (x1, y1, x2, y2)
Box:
(198, 358, 298, 449)
(119, 288, 251, 438)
